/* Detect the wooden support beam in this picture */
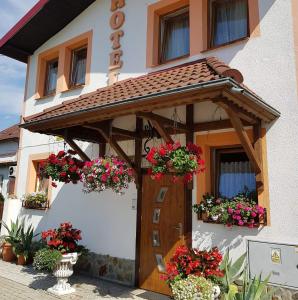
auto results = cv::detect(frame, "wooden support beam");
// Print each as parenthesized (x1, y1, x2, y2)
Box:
(112, 127, 138, 139)
(134, 118, 143, 189)
(221, 105, 262, 174)
(214, 98, 257, 124)
(99, 143, 106, 157)
(137, 111, 189, 132)
(253, 121, 264, 191)
(194, 119, 251, 132)
(84, 121, 136, 171)
(185, 104, 194, 248)
(151, 119, 174, 144)
(63, 137, 91, 161)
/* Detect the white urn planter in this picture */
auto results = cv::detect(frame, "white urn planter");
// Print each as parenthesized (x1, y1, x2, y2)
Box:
(48, 252, 78, 296)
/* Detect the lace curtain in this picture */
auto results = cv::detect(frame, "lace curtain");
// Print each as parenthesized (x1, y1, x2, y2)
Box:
(71, 49, 87, 86)
(219, 160, 256, 198)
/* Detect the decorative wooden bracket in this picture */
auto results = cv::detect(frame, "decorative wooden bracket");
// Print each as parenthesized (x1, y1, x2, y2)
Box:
(84, 120, 136, 172)
(217, 102, 263, 188)
(136, 112, 175, 144)
(63, 136, 91, 161)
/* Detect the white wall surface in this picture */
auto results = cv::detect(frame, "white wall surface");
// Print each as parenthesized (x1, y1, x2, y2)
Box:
(4, 0, 297, 262)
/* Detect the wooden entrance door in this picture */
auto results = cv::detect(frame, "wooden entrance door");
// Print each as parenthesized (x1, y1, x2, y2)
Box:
(139, 175, 186, 295)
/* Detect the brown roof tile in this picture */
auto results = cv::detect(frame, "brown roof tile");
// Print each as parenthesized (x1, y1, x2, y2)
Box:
(24, 57, 243, 124)
(0, 124, 20, 142)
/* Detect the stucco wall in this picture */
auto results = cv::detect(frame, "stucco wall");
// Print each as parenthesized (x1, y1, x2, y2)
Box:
(3, 0, 298, 268)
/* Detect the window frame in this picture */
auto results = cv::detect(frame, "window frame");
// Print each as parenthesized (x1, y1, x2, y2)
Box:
(44, 57, 59, 96)
(211, 145, 256, 198)
(208, 0, 250, 49)
(34, 160, 49, 195)
(69, 45, 88, 88)
(158, 6, 190, 64)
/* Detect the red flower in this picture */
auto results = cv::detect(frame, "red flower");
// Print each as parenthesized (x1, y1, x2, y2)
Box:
(154, 173, 163, 181)
(57, 150, 65, 158)
(159, 147, 167, 157)
(51, 182, 57, 188)
(60, 172, 67, 177)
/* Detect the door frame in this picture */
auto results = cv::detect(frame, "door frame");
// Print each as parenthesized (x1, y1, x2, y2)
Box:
(134, 171, 193, 287)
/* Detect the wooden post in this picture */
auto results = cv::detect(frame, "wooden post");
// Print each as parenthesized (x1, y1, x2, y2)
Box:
(64, 137, 91, 161)
(134, 117, 143, 286)
(185, 104, 194, 248)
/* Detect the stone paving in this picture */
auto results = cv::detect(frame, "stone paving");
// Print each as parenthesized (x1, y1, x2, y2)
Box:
(0, 260, 170, 300)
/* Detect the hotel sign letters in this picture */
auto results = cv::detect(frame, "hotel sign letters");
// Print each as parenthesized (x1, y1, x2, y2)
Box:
(109, 0, 125, 71)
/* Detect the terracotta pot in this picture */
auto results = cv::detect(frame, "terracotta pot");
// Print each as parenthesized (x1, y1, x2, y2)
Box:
(17, 255, 26, 265)
(2, 242, 16, 262)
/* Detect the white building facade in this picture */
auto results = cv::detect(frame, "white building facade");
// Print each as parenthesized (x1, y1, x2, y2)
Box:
(0, 0, 298, 295)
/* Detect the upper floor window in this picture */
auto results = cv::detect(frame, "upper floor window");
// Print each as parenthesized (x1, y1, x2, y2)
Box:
(70, 46, 87, 87)
(160, 7, 190, 63)
(44, 58, 58, 96)
(210, 0, 249, 48)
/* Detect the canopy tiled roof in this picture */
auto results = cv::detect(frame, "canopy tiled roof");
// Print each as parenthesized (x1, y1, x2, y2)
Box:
(0, 124, 20, 142)
(24, 57, 247, 123)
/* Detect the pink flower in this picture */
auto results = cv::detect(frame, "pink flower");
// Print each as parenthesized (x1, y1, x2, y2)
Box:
(238, 220, 244, 226)
(227, 208, 234, 214)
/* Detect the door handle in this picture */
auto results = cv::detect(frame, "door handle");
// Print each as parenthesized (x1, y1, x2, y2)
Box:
(173, 222, 183, 238)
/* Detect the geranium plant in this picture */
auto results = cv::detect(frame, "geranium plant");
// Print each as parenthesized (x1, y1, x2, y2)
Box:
(193, 193, 266, 228)
(146, 141, 205, 183)
(41, 222, 83, 254)
(81, 157, 134, 194)
(22, 192, 48, 209)
(39, 150, 85, 187)
(162, 245, 224, 285)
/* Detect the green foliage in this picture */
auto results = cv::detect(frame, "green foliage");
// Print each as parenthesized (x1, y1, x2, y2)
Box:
(23, 192, 48, 209)
(33, 248, 62, 272)
(234, 269, 274, 300)
(170, 275, 214, 300)
(220, 250, 246, 291)
(0, 193, 5, 203)
(220, 250, 274, 300)
(2, 218, 24, 244)
(13, 224, 39, 261)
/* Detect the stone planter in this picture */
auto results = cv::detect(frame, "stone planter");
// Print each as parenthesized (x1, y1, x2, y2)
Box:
(48, 252, 78, 296)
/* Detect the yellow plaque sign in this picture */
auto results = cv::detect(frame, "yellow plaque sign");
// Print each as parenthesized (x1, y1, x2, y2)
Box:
(271, 248, 281, 264)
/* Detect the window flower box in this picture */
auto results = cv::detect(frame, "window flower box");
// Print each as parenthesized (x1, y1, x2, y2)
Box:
(22, 192, 49, 210)
(193, 193, 267, 228)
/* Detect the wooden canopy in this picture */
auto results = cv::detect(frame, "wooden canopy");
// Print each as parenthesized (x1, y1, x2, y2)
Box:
(21, 58, 280, 191)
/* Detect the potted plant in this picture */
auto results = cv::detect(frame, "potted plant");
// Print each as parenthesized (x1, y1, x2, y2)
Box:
(81, 157, 134, 194)
(146, 141, 205, 183)
(1, 218, 23, 262)
(33, 248, 62, 272)
(40, 222, 84, 295)
(13, 224, 38, 265)
(22, 192, 48, 210)
(161, 245, 223, 299)
(39, 150, 84, 188)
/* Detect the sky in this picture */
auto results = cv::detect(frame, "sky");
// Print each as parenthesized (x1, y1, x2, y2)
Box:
(0, 0, 38, 131)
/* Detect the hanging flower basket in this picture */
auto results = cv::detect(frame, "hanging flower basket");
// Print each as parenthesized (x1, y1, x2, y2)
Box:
(81, 157, 134, 194)
(39, 150, 85, 187)
(146, 142, 205, 183)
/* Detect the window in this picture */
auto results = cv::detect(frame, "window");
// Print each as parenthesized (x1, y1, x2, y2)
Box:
(213, 148, 256, 198)
(160, 7, 190, 63)
(35, 161, 49, 194)
(210, 0, 249, 48)
(70, 46, 87, 87)
(44, 58, 58, 96)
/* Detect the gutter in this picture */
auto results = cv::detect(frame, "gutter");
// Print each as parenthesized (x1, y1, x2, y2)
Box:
(20, 78, 280, 129)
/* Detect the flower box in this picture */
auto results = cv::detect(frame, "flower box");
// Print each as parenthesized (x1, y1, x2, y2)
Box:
(22, 192, 49, 210)
(193, 193, 267, 228)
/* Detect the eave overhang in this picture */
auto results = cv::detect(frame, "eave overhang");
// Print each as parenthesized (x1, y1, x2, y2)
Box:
(0, 0, 96, 63)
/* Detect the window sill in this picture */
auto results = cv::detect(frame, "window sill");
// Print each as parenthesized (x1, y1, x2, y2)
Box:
(60, 84, 85, 94)
(201, 37, 249, 53)
(35, 92, 56, 101)
(149, 54, 190, 68)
